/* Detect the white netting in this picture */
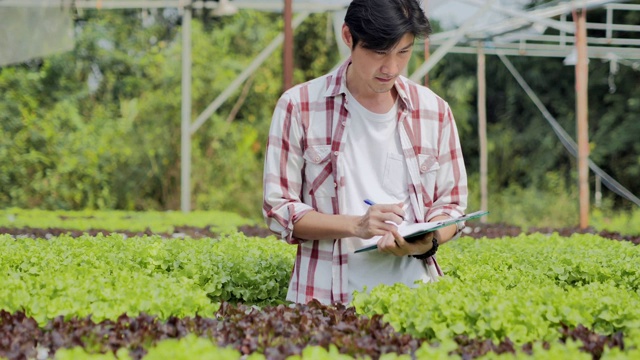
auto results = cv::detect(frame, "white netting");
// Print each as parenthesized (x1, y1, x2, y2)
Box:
(0, 6, 74, 66)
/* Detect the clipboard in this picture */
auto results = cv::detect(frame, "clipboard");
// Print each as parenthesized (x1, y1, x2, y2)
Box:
(354, 210, 489, 253)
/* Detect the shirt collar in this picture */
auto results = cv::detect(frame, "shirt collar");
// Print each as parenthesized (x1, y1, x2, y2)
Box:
(324, 57, 415, 113)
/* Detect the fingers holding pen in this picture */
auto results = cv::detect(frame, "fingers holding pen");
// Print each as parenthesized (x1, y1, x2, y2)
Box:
(365, 200, 405, 223)
(355, 208, 396, 238)
(355, 201, 405, 239)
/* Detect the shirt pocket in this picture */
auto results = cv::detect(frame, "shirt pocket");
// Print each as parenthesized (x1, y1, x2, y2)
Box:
(383, 152, 408, 196)
(302, 145, 335, 198)
(418, 154, 440, 196)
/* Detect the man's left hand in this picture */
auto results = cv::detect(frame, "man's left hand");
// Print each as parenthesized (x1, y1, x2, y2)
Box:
(377, 230, 435, 257)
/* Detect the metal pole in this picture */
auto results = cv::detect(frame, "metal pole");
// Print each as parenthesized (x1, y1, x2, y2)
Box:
(575, 8, 590, 229)
(477, 42, 488, 222)
(595, 174, 602, 207)
(181, 1, 192, 212)
(283, 0, 294, 91)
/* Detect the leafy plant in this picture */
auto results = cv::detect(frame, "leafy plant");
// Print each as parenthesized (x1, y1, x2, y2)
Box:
(0, 232, 295, 323)
(353, 234, 640, 348)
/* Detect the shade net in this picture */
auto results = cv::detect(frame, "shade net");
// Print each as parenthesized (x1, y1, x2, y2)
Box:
(0, 6, 74, 66)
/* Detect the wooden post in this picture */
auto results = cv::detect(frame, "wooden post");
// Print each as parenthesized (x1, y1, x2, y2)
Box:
(283, 0, 294, 91)
(424, 37, 430, 87)
(477, 43, 488, 221)
(423, 0, 430, 86)
(575, 9, 590, 229)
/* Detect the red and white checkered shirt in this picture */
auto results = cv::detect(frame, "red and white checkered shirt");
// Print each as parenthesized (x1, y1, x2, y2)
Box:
(263, 58, 468, 304)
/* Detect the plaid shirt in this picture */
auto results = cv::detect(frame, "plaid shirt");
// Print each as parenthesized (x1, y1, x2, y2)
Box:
(263, 58, 467, 304)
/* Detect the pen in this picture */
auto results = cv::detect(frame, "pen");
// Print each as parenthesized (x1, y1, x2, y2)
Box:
(364, 199, 404, 220)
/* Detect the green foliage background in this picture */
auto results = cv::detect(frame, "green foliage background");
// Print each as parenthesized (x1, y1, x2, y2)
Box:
(423, 1, 640, 226)
(1, 4, 639, 226)
(0, 10, 337, 218)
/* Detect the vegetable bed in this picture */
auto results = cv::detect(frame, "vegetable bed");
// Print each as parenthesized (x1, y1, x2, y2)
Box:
(1, 211, 639, 359)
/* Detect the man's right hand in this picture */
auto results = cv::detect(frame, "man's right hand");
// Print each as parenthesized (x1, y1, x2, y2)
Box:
(354, 202, 405, 239)
(291, 203, 405, 241)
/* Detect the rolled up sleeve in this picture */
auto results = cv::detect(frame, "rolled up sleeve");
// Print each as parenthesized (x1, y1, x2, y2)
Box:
(263, 93, 314, 244)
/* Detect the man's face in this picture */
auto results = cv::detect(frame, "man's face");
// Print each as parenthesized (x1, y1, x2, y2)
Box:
(347, 32, 415, 95)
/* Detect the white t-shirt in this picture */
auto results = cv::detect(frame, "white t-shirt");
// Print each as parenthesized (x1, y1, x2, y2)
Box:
(342, 90, 430, 298)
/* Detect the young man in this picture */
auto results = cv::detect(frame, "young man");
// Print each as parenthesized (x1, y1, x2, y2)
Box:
(263, 0, 468, 304)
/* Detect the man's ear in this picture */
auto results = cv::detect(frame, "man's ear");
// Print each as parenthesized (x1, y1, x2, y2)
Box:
(341, 23, 353, 48)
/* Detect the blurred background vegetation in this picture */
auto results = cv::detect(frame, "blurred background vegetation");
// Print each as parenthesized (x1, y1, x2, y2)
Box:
(0, 4, 638, 230)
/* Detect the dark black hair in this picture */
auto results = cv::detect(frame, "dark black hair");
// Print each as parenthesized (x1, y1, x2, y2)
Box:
(344, 0, 432, 51)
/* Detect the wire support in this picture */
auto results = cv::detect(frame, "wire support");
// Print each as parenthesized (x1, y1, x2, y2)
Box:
(497, 51, 640, 208)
